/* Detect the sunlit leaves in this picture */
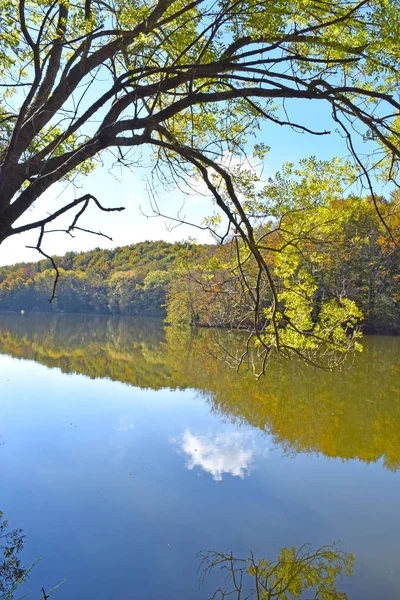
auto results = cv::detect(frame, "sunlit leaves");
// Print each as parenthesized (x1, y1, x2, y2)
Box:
(165, 157, 399, 367)
(0, 512, 26, 597)
(199, 544, 354, 600)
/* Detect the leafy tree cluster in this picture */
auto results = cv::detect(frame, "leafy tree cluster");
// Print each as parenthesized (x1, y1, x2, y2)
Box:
(198, 544, 354, 600)
(0, 512, 25, 600)
(167, 182, 400, 337)
(0, 240, 206, 316)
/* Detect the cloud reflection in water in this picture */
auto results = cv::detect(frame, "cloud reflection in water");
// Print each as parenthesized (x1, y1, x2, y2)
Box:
(177, 430, 262, 482)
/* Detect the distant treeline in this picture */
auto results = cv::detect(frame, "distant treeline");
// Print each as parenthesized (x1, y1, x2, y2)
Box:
(0, 240, 204, 317)
(0, 196, 399, 333)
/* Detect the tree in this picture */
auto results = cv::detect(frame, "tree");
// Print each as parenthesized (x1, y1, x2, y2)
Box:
(198, 544, 354, 600)
(0, 0, 399, 365)
(0, 512, 25, 599)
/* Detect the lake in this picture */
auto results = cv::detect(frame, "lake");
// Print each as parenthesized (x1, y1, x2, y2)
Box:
(0, 313, 399, 600)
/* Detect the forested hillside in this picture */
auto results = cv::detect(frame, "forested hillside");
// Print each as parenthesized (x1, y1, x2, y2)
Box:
(166, 195, 400, 335)
(0, 240, 206, 317)
(0, 195, 399, 333)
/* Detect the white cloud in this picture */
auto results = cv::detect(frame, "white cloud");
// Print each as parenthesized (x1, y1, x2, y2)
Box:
(177, 430, 261, 482)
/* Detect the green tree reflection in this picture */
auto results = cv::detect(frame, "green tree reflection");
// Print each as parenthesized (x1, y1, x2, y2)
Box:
(199, 544, 354, 600)
(0, 313, 399, 469)
(0, 512, 25, 600)
(0, 508, 354, 600)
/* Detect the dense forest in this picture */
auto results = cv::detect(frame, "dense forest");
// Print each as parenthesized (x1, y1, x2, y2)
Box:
(0, 240, 205, 317)
(0, 194, 399, 334)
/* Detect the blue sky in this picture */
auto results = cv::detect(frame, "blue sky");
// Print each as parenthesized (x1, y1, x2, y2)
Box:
(0, 97, 380, 266)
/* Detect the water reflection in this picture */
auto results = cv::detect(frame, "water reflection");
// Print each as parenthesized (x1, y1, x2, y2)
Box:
(178, 431, 256, 482)
(0, 312, 399, 469)
(0, 511, 25, 598)
(117, 417, 135, 433)
(199, 544, 354, 600)
(0, 510, 354, 600)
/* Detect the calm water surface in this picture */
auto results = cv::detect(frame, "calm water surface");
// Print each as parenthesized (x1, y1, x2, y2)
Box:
(0, 313, 399, 600)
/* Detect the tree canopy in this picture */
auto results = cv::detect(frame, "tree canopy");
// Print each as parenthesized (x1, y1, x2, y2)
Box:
(0, 0, 399, 365)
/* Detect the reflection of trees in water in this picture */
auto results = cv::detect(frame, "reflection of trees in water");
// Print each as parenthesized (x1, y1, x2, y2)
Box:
(0, 512, 25, 599)
(0, 512, 63, 600)
(199, 544, 354, 600)
(0, 313, 399, 469)
(0, 510, 354, 600)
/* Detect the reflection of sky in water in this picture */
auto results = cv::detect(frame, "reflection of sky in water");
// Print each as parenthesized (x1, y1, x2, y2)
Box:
(1, 329, 400, 600)
(177, 430, 260, 481)
(117, 417, 135, 432)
